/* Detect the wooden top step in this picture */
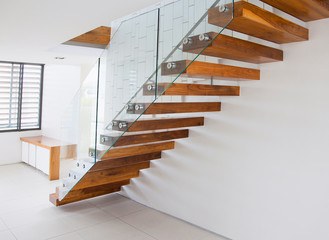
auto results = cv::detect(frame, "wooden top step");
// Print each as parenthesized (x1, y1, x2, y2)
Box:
(127, 117, 204, 132)
(100, 129, 188, 147)
(63, 26, 111, 49)
(183, 32, 283, 64)
(100, 141, 175, 160)
(161, 60, 260, 80)
(143, 83, 240, 96)
(260, 0, 329, 22)
(208, 1, 309, 44)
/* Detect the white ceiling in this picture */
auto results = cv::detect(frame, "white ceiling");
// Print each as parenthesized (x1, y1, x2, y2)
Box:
(0, 0, 161, 65)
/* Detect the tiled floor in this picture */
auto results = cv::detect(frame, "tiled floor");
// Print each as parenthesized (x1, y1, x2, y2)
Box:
(0, 163, 226, 240)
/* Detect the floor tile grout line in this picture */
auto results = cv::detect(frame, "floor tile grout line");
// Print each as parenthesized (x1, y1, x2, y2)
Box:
(116, 218, 159, 240)
(8, 205, 117, 240)
(91, 199, 148, 219)
(43, 218, 119, 240)
(0, 163, 226, 240)
(117, 193, 231, 240)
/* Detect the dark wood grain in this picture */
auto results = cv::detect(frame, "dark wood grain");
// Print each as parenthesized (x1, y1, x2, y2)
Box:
(72, 162, 150, 190)
(208, 1, 309, 44)
(162, 60, 260, 80)
(144, 83, 239, 96)
(260, 0, 329, 22)
(101, 142, 175, 160)
(127, 117, 204, 132)
(164, 83, 240, 96)
(142, 102, 221, 114)
(183, 32, 283, 64)
(69, 26, 111, 45)
(91, 152, 162, 171)
(112, 130, 188, 147)
(50, 180, 129, 206)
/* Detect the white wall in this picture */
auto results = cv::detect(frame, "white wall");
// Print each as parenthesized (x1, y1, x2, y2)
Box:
(42, 65, 81, 140)
(0, 65, 81, 166)
(0, 131, 42, 165)
(121, 18, 329, 240)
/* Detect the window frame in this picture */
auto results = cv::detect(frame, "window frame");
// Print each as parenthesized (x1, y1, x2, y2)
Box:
(0, 60, 44, 133)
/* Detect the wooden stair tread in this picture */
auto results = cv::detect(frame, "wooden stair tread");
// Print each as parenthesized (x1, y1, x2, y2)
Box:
(144, 83, 240, 96)
(260, 0, 329, 22)
(50, 180, 129, 206)
(128, 102, 221, 115)
(105, 129, 189, 147)
(183, 32, 283, 64)
(91, 152, 162, 171)
(128, 117, 204, 132)
(64, 26, 111, 49)
(161, 60, 260, 80)
(208, 1, 309, 44)
(72, 162, 150, 190)
(101, 141, 175, 160)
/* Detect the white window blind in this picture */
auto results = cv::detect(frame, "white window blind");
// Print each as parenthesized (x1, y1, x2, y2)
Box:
(0, 62, 44, 131)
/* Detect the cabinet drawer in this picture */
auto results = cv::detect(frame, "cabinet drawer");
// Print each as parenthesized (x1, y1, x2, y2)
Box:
(22, 142, 29, 164)
(28, 144, 37, 167)
(36, 147, 50, 175)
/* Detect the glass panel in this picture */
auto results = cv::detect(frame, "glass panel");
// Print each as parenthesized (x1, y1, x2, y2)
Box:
(156, 0, 234, 95)
(57, 58, 101, 200)
(56, 0, 235, 201)
(96, 9, 160, 158)
(98, 0, 234, 161)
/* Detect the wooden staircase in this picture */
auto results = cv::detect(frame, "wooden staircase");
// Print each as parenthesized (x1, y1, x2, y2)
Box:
(50, 0, 329, 206)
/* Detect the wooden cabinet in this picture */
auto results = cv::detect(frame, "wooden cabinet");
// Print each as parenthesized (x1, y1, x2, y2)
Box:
(21, 136, 76, 181)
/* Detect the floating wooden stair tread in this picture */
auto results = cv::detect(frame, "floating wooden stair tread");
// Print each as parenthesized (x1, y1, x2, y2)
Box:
(183, 32, 283, 64)
(50, 180, 129, 206)
(128, 102, 221, 115)
(127, 117, 204, 132)
(72, 162, 150, 190)
(91, 152, 162, 172)
(101, 129, 189, 147)
(101, 141, 175, 160)
(161, 60, 260, 80)
(144, 83, 240, 96)
(208, 1, 309, 44)
(260, 0, 329, 22)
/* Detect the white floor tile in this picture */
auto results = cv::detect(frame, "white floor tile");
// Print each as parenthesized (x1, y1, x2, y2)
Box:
(0, 218, 8, 232)
(120, 208, 210, 240)
(98, 196, 147, 217)
(1, 201, 97, 229)
(0, 230, 18, 240)
(201, 232, 229, 240)
(86, 193, 126, 207)
(11, 218, 74, 240)
(0, 163, 224, 240)
(76, 219, 156, 240)
(48, 232, 83, 240)
(0, 195, 46, 215)
(61, 209, 115, 230)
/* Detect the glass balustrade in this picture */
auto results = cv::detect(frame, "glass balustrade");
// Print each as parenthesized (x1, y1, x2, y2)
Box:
(57, 0, 234, 201)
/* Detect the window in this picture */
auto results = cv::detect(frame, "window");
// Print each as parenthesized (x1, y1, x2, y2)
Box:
(0, 61, 44, 132)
